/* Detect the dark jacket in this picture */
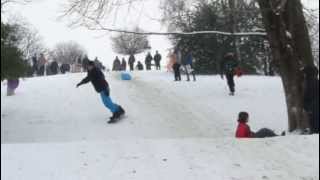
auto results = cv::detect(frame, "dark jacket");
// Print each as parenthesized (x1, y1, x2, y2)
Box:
(220, 55, 238, 76)
(145, 54, 153, 65)
(128, 55, 135, 64)
(154, 53, 162, 64)
(137, 62, 144, 70)
(50, 61, 59, 74)
(78, 67, 109, 93)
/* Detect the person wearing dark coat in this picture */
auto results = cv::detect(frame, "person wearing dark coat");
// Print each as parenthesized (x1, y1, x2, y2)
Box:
(183, 52, 196, 82)
(32, 54, 38, 75)
(154, 51, 162, 70)
(302, 65, 319, 134)
(145, 52, 153, 71)
(128, 54, 136, 71)
(121, 58, 127, 71)
(82, 55, 90, 71)
(7, 79, 19, 96)
(136, 61, 144, 71)
(112, 56, 121, 71)
(50, 61, 59, 75)
(60, 63, 71, 74)
(220, 53, 239, 96)
(77, 61, 125, 123)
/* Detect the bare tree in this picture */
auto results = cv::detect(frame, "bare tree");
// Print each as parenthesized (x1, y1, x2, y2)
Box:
(1, 0, 31, 12)
(50, 41, 87, 64)
(10, 16, 47, 60)
(61, 0, 266, 36)
(111, 27, 150, 55)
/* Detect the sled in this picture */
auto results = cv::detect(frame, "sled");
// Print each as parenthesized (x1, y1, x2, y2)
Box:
(121, 72, 132, 81)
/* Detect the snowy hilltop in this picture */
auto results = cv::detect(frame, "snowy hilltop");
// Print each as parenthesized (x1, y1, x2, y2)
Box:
(1, 72, 319, 180)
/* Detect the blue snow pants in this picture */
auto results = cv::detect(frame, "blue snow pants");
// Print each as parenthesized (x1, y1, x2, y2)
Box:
(100, 91, 119, 113)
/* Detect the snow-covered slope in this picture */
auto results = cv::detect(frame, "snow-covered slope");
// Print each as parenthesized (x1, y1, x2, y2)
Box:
(1, 72, 319, 180)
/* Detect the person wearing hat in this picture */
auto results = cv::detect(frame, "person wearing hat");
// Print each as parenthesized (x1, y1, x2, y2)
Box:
(76, 61, 125, 123)
(220, 52, 239, 96)
(302, 65, 319, 134)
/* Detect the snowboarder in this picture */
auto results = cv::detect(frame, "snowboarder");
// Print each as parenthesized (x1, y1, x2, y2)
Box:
(128, 54, 136, 71)
(183, 51, 196, 81)
(154, 50, 162, 70)
(145, 52, 153, 71)
(112, 56, 121, 71)
(235, 112, 285, 138)
(136, 61, 144, 71)
(302, 65, 319, 134)
(220, 53, 239, 96)
(121, 58, 127, 71)
(77, 61, 125, 123)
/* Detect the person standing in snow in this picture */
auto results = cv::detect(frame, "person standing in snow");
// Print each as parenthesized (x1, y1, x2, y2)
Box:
(50, 61, 59, 75)
(302, 65, 319, 134)
(32, 54, 38, 76)
(112, 56, 121, 71)
(154, 50, 162, 70)
(121, 58, 127, 71)
(38, 53, 47, 76)
(145, 52, 153, 71)
(172, 49, 182, 81)
(235, 112, 285, 138)
(220, 53, 239, 96)
(82, 55, 90, 71)
(7, 79, 19, 96)
(128, 54, 136, 71)
(77, 61, 125, 123)
(183, 51, 196, 82)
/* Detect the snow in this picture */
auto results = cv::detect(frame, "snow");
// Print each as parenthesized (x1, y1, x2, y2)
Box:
(1, 71, 319, 180)
(286, 31, 292, 39)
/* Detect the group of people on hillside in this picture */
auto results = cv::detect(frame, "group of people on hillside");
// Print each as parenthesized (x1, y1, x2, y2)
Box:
(168, 48, 197, 82)
(31, 54, 105, 77)
(112, 51, 162, 71)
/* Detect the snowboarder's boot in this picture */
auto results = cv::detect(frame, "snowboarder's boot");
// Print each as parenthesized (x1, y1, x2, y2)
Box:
(229, 92, 235, 96)
(108, 106, 125, 124)
(117, 106, 125, 117)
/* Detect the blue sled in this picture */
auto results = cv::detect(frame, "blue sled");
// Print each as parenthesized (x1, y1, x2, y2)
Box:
(121, 72, 132, 81)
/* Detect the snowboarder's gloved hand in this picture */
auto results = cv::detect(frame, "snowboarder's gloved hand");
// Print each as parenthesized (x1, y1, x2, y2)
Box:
(76, 83, 81, 88)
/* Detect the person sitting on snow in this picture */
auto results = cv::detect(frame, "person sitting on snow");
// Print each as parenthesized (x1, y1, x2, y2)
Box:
(236, 112, 285, 138)
(77, 61, 125, 123)
(136, 61, 144, 71)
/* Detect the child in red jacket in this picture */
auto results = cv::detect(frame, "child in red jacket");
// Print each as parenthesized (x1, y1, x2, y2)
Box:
(235, 112, 285, 138)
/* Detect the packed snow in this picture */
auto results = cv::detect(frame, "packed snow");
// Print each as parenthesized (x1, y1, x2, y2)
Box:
(1, 71, 319, 180)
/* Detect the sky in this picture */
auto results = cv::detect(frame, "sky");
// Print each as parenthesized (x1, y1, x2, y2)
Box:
(2, 0, 319, 68)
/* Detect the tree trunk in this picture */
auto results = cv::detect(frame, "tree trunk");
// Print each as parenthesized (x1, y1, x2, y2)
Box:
(257, 0, 315, 132)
